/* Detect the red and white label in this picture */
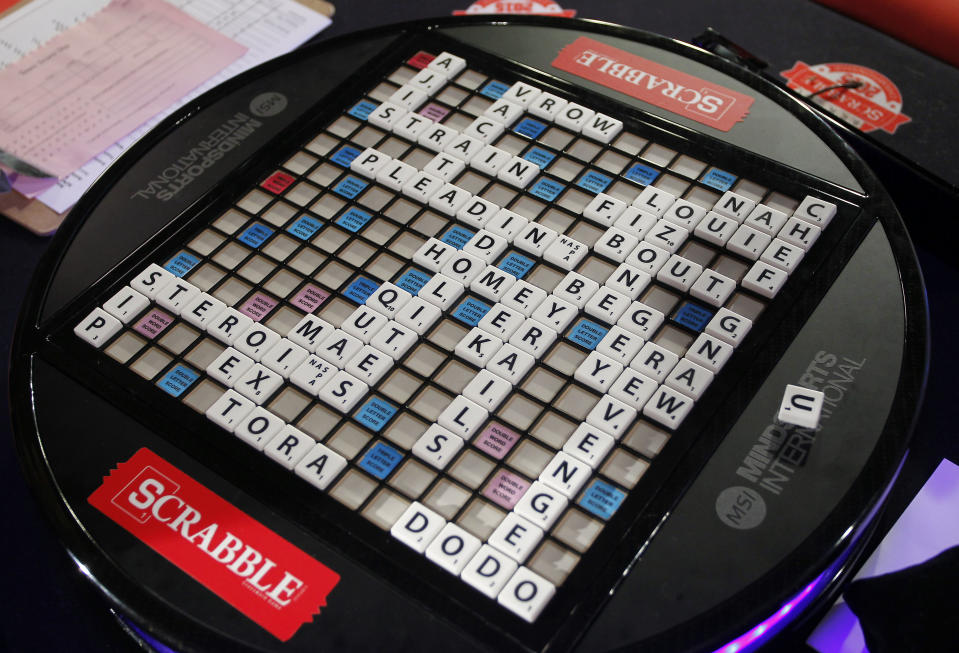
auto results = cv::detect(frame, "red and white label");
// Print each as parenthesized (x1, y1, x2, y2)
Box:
(552, 37, 753, 132)
(453, 0, 576, 16)
(88, 448, 340, 641)
(781, 62, 911, 135)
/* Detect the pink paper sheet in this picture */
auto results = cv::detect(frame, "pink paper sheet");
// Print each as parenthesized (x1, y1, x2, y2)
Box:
(0, 0, 246, 177)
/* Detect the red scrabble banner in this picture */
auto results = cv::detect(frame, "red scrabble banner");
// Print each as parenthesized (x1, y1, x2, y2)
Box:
(552, 37, 754, 132)
(88, 448, 339, 641)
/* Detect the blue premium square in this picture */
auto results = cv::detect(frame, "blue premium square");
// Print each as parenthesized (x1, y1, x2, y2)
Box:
(480, 80, 510, 99)
(440, 225, 475, 250)
(579, 479, 626, 520)
(513, 117, 547, 139)
(287, 215, 323, 240)
(568, 319, 609, 350)
(624, 162, 659, 186)
(702, 167, 737, 191)
(164, 251, 200, 277)
(336, 207, 373, 232)
(674, 302, 714, 332)
(396, 267, 431, 294)
(157, 365, 199, 397)
(330, 145, 362, 168)
(358, 441, 403, 479)
(344, 276, 379, 304)
(530, 178, 565, 202)
(576, 170, 613, 194)
(333, 175, 368, 199)
(238, 223, 273, 248)
(453, 297, 492, 327)
(497, 252, 535, 279)
(523, 146, 556, 169)
(348, 100, 377, 121)
(355, 396, 398, 433)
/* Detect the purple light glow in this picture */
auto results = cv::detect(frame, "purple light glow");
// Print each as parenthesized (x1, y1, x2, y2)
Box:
(712, 572, 826, 653)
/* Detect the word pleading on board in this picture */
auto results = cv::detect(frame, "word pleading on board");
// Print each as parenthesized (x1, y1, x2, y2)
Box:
(72, 48, 836, 622)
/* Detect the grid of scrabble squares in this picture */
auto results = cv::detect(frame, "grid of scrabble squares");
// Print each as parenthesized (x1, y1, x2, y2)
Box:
(71, 49, 837, 623)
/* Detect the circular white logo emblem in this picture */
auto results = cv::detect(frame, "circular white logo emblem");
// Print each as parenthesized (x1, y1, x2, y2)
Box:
(249, 92, 288, 117)
(715, 486, 766, 530)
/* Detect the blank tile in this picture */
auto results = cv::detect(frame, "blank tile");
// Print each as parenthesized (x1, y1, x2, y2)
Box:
(680, 241, 717, 268)
(498, 394, 541, 431)
(327, 423, 372, 460)
(436, 85, 468, 106)
(726, 291, 764, 321)
(540, 127, 575, 151)
(316, 260, 353, 290)
(313, 226, 350, 254)
(685, 185, 721, 210)
(212, 242, 251, 270)
(285, 182, 321, 207)
(188, 229, 224, 256)
(268, 386, 311, 422)
(461, 94, 492, 115)
(340, 240, 376, 268)
(288, 248, 326, 276)
(404, 343, 446, 378)
(548, 157, 583, 182)
(330, 470, 376, 510)
(377, 136, 410, 158)
(157, 323, 199, 355)
(653, 173, 689, 197)
(456, 497, 505, 538)
(521, 367, 566, 403)
(261, 201, 298, 227)
(362, 488, 410, 530)
(669, 154, 707, 179)
(454, 170, 489, 194)
(594, 150, 630, 175)
(423, 478, 471, 519)
(544, 342, 587, 376)
(367, 252, 404, 281)
(612, 131, 648, 155)
(557, 188, 591, 214)
(530, 410, 577, 449)
(567, 139, 601, 162)
(495, 133, 527, 156)
(410, 385, 453, 421)
(510, 196, 547, 221)
(481, 183, 517, 207)
(297, 404, 341, 441)
(105, 331, 146, 364)
(379, 368, 422, 404)
(213, 209, 248, 235)
(238, 255, 275, 283)
(369, 81, 398, 102)
(384, 413, 429, 450)
(389, 459, 436, 498)
(526, 264, 563, 293)
(363, 218, 400, 246)
(641, 286, 680, 315)
(182, 378, 225, 413)
(390, 233, 426, 259)
(311, 193, 347, 219)
(305, 133, 338, 156)
(605, 180, 643, 204)
(507, 439, 553, 478)
(263, 269, 301, 298)
(412, 212, 448, 238)
(449, 450, 496, 490)
(130, 347, 172, 380)
(555, 384, 599, 420)
(654, 324, 694, 356)
(184, 339, 224, 369)
(577, 256, 616, 284)
(353, 125, 387, 147)
(318, 297, 355, 327)
(187, 262, 226, 292)
(328, 115, 360, 138)
(358, 186, 393, 212)
(263, 234, 299, 262)
(641, 143, 677, 167)
(568, 222, 604, 248)
(430, 319, 469, 351)
(712, 255, 749, 283)
(435, 359, 475, 394)
(622, 420, 670, 458)
(538, 208, 574, 234)
(529, 539, 580, 586)
(554, 509, 603, 553)
(402, 147, 435, 170)
(266, 306, 304, 335)
(601, 449, 649, 489)
(237, 189, 271, 214)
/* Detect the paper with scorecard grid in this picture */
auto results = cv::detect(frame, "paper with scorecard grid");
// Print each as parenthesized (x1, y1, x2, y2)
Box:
(0, 0, 248, 178)
(1, 0, 332, 213)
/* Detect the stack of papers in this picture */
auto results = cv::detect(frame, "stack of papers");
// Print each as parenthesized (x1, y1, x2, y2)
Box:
(0, 0, 332, 222)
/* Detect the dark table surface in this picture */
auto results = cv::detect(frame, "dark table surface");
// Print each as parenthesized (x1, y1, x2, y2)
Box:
(3, 2, 958, 652)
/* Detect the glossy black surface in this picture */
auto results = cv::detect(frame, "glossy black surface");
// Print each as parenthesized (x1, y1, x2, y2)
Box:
(9, 16, 928, 653)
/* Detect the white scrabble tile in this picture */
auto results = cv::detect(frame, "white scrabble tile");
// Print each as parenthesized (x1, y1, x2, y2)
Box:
(485, 207, 528, 241)
(665, 358, 714, 400)
(574, 351, 624, 393)
(395, 296, 442, 334)
(484, 98, 524, 125)
(342, 306, 388, 343)
(617, 301, 664, 339)
(429, 182, 473, 216)
(391, 502, 446, 553)
(423, 152, 466, 181)
(461, 544, 518, 599)
(393, 112, 433, 140)
(778, 384, 826, 428)
(408, 67, 448, 93)
(317, 369, 369, 412)
(155, 278, 200, 315)
(345, 345, 394, 385)
(742, 260, 788, 298)
(463, 369, 514, 410)
(207, 307, 254, 345)
(131, 263, 174, 299)
(289, 354, 336, 396)
(457, 196, 501, 229)
(427, 51, 467, 77)
(366, 282, 413, 319)
(595, 325, 644, 365)
(470, 265, 517, 302)
(713, 191, 756, 222)
(497, 567, 556, 623)
(514, 221, 558, 256)
(489, 512, 543, 563)
(350, 147, 392, 178)
(643, 384, 693, 429)
(455, 327, 504, 367)
(744, 203, 789, 235)
(582, 112, 623, 143)
(727, 224, 772, 260)
(793, 195, 837, 228)
(614, 206, 658, 239)
(74, 308, 122, 348)
(419, 273, 465, 311)
(316, 329, 363, 368)
(287, 314, 335, 353)
(631, 341, 679, 382)
(645, 219, 689, 254)
(689, 269, 736, 307)
(426, 523, 482, 575)
(761, 238, 805, 273)
(388, 84, 428, 110)
(369, 320, 417, 360)
(402, 170, 443, 203)
(234, 406, 283, 450)
(585, 394, 637, 439)
(514, 481, 568, 530)
(657, 254, 703, 292)
(205, 389, 255, 432)
(564, 423, 616, 466)
(485, 343, 535, 383)
(539, 452, 591, 498)
(477, 303, 525, 340)
(497, 155, 539, 188)
(464, 230, 508, 263)
(528, 92, 568, 120)
(181, 293, 226, 330)
(632, 186, 676, 217)
(234, 323, 281, 361)
(554, 271, 599, 309)
(686, 333, 733, 373)
(583, 286, 631, 323)
(502, 81, 542, 106)
(294, 442, 347, 490)
(529, 294, 577, 331)
(260, 338, 308, 378)
(445, 133, 485, 162)
(463, 118, 505, 145)
(413, 237, 456, 272)
(626, 241, 670, 275)
(103, 286, 150, 324)
(582, 193, 627, 226)
(376, 159, 418, 191)
(555, 102, 595, 131)
(263, 424, 314, 469)
(605, 263, 651, 300)
(501, 279, 547, 316)
(608, 368, 658, 411)
(594, 227, 639, 262)
(543, 234, 587, 270)
(234, 362, 283, 404)
(441, 250, 486, 285)
(368, 101, 407, 130)
(419, 123, 460, 152)
(662, 198, 707, 229)
(778, 216, 821, 250)
(705, 308, 752, 347)
(412, 424, 464, 469)
(694, 210, 739, 246)
(508, 318, 556, 358)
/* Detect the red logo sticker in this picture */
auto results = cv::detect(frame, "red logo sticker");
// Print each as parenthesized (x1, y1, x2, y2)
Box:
(552, 37, 753, 132)
(88, 449, 339, 641)
(453, 0, 576, 17)
(780, 62, 911, 135)
(261, 171, 295, 194)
